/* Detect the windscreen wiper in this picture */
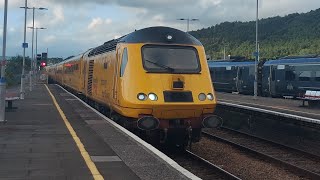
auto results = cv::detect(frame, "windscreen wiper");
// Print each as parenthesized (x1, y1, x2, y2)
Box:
(144, 59, 174, 72)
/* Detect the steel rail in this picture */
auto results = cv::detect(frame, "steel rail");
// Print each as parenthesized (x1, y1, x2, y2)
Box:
(184, 150, 241, 180)
(202, 131, 320, 179)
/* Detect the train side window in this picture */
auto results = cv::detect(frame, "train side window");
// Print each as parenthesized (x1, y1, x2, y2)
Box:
(298, 71, 311, 81)
(315, 71, 320, 81)
(285, 70, 295, 81)
(120, 48, 128, 77)
(277, 65, 285, 70)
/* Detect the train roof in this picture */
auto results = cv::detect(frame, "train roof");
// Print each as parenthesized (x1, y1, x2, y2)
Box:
(88, 26, 202, 57)
(207, 60, 255, 67)
(120, 26, 202, 45)
(264, 57, 320, 65)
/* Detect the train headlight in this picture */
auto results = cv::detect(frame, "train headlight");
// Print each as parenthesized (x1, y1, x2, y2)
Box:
(137, 93, 147, 101)
(198, 93, 206, 101)
(148, 93, 158, 101)
(207, 93, 214, 101)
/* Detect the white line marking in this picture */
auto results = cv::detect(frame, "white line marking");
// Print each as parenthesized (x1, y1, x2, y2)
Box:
(33, 104, 53, 106)
(91, 156, 122, 162)
(56, 84, 200, 180)
(219, 98, 320, 117)
(219, 101, 320, 124)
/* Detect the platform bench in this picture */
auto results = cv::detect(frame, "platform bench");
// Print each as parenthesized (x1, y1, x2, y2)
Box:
(5, 94, 20, 110)
(300, 90, 320, 107)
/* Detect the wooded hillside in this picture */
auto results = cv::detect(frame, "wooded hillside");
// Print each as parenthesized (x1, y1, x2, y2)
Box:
(190, 8, 320, 60)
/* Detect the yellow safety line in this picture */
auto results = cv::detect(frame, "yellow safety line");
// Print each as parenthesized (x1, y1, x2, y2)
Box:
(45, 84, 104, 180)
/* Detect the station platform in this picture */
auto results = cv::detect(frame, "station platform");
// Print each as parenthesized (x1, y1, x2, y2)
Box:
(216, 92, 320, 121)
(0, 84, 197, 180)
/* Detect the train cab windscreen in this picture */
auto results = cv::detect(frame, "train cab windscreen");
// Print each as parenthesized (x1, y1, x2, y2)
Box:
(142, 45, 201, 73)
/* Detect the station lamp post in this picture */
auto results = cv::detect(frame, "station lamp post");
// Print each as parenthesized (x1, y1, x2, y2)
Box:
(28, 27, 47, 70)
(177, 18, 199, 32)
(19, 0, 28, 100)
(254, 0, 259, 99)
(25, 7, 48, 91)
(1, 0, 8, 122)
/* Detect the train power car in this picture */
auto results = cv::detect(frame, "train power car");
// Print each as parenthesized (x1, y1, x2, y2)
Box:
(46, 26, 221, 147)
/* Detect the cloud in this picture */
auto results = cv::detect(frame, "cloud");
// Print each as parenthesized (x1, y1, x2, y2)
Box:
(2, 0, 320, 58)
(50, 6, 65, 25)
(88, 17, 113, 30)
(44, 35, 56, 43)
(0, 0, 21, 8)
(88, 18, 104, 30)
(105, 18, 112, 25)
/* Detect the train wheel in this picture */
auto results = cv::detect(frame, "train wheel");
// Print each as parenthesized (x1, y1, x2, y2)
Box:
(191, 128, 202, 142)
(165, 128, 189, 149)
(146, 130, 161, 147)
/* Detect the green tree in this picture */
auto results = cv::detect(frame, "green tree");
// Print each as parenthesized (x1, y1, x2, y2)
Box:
(190, 8, 320, 60)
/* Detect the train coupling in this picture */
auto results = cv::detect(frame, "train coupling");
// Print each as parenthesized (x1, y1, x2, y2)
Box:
(202, 115, 223, 128)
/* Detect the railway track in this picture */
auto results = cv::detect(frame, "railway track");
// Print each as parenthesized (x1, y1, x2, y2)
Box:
(203, 128, 320, 179)
(62, 86, 319, 179)
(166, 149, 241, 180)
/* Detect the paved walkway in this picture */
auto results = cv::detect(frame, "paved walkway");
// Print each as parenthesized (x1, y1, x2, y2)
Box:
(0, 84, 138, 179)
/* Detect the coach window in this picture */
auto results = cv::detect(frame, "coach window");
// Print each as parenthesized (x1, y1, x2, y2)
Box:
(298, 71, 311, 81)
(120, 48, 128, 77)
(285, 70, 295, 81)
(315, 71, 320, 81)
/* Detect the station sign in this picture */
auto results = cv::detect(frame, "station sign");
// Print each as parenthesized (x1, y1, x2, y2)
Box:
(22, 43, 28, 48)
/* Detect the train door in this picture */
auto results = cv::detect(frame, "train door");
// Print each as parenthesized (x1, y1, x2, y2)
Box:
(261, 65, 270, 96)
(112, 48, 122, 104)
(228, 66, 237, 92)
(237, 67, 249, 93)
(82, 60, 87, 93)
(269, 66, 276, 96)
(235, 67, 241, 92)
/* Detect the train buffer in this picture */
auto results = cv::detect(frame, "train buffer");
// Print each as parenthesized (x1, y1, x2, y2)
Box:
(299, 90, 320, 107)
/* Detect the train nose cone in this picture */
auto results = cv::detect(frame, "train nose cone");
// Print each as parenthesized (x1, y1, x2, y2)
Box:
(202, 115, 223, 128)
(137, 116, 160, 130)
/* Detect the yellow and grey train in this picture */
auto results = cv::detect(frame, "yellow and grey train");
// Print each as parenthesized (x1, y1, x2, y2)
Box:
(46, 26, 221, 146)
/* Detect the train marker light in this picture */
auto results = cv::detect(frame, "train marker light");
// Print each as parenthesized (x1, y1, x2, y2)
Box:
(148, 93, 158, 101)
(207, 93, 214, 101)
(198, 93, 206, 101)
(137, 93, 147, 101)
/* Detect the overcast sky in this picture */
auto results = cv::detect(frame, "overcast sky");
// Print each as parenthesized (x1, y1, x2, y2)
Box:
(1, 0, 320, 58)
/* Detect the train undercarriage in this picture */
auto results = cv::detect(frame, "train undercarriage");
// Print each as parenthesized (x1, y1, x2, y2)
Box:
(55, 84, 222, 148)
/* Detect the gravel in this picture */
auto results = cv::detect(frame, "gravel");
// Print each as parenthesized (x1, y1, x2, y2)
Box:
(191, 138, 303, 180)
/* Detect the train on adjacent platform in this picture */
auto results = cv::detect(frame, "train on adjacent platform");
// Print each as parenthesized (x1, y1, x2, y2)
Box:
(46, 26, 221, 147)
(208, 56, 320, 98)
